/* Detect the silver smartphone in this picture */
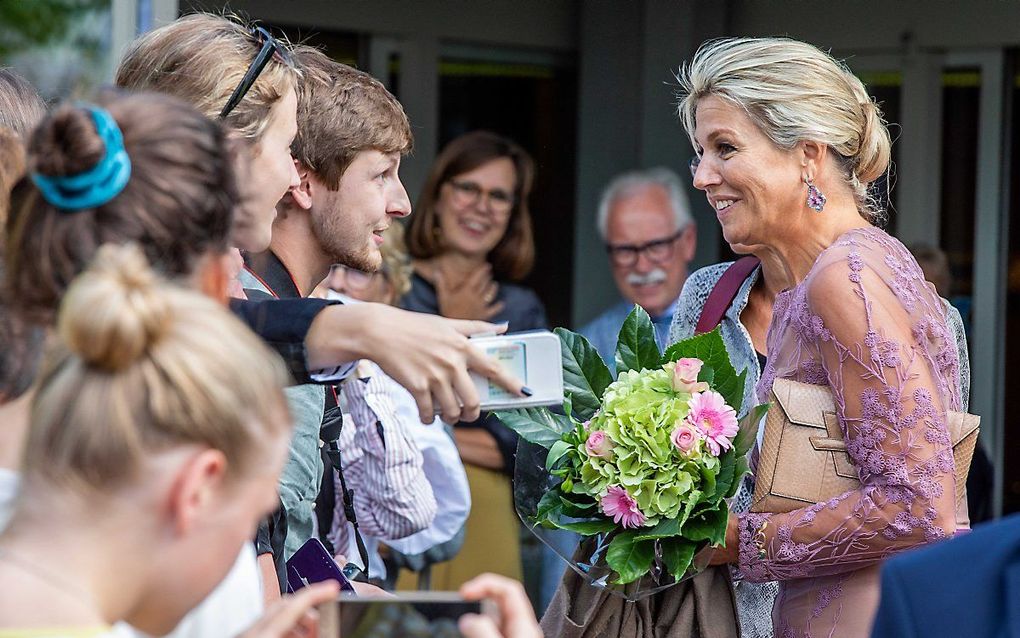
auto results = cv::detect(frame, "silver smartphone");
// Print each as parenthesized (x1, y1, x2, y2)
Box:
(319, 592, 495, 637)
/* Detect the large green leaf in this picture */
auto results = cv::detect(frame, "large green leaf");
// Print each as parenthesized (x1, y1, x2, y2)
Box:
(664, 328, 746, 410)
(614, 305, 663, 374)
(545, 440, 572, 471)
(733, 403, 769, 457)
(633, 516, 681, 541)
(606, 531, 656, 584)
(495, 407, 572, 448)
(536, 489, 563, 522)
(728, 456, 750, 499)
(556, 328, 613, 421)
(661, 537, 699, 580)
(553, 519, 618, 535)
(710, 449, 737, 503)
(559, 493, 597, 518)
(681, 506, 729, 545)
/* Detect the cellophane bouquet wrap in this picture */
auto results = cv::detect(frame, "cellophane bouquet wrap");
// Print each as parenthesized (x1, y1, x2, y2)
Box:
(498, 307, 766, 601)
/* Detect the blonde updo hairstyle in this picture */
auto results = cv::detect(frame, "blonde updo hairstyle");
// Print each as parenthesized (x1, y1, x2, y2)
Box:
(20, 244, 291, 498)
(676, 37, 892, 225)
(115, 13, 298, 143)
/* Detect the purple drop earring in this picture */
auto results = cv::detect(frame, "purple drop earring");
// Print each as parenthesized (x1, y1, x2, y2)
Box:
(805, 178, 826, 212)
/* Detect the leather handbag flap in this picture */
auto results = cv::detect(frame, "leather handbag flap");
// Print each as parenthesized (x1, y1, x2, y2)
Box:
(771, 377, 833, 430)
(948, 411, 980, 445)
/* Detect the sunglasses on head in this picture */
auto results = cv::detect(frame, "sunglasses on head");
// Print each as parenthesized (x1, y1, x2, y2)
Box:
(219, 26, 294, 119)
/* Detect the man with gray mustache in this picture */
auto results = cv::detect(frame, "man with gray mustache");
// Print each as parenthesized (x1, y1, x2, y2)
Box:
(538, 168, 696, 610)
(580, 167, 696, 372)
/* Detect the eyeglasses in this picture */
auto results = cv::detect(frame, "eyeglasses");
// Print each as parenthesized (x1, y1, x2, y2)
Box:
(219, 26, 294, 119)
(329, 265, 387, 292)
(447, 179, 515, 214)
(606, 229, 686, 267)
(689, 156, 701, 178)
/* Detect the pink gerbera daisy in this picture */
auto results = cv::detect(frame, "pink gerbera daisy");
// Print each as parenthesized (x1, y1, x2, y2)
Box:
(686, 390, 738, 456)
(600, 485, 646, 528)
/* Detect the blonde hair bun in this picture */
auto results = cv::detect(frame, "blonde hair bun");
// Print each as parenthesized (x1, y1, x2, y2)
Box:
(854, 96, 892, 186)
(58, 243, 172, 371)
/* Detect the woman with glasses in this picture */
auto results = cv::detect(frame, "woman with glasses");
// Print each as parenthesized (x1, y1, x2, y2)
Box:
(404, 131, 547, 589)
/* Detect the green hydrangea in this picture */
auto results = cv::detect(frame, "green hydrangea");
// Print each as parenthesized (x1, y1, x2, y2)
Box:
(577, 364, 720, 525)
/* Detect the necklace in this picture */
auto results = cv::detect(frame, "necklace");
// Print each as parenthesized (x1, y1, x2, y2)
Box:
(0, 545, 99, 616)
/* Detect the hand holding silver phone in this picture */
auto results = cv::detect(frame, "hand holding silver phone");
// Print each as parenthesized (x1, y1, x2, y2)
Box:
(469, 330, 563, 410)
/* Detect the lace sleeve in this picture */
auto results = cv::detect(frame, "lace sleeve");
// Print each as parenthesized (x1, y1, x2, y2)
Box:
(737, 234, 960, 583)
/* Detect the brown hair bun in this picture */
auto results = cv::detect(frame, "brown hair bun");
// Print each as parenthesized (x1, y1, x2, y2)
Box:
(30, 104, 106, 179)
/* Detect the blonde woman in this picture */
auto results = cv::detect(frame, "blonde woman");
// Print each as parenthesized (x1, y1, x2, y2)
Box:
(0, 244, 338, 637)
(677, 37, 966, 637)
(116, 13, 300, 253)
(2, 93, 311, 637)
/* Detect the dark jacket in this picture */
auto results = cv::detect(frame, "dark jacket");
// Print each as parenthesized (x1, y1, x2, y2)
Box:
(871, 513, 1020, 638)
(229, 295, 338, 384)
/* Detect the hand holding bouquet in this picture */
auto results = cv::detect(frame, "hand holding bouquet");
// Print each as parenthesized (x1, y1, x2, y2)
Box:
(498, 307, 766, 598)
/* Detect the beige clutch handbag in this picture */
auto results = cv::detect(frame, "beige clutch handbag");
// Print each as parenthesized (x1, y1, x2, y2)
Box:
(750, 377, 980, 514)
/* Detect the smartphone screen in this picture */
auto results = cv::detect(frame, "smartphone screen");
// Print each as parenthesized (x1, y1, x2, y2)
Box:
(285, 538, 356, 594)
(330, 593, 482, 637)
(485, 341, 527, 402)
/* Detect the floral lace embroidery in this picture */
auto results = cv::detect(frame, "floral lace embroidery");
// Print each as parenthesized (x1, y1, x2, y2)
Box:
(736, 227, 963, 635)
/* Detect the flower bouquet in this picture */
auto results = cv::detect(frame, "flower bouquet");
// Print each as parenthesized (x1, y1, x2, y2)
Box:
(497, 306, 766, 600)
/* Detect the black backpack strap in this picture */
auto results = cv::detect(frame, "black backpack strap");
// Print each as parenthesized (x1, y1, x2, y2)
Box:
(320, 405, 371, 578)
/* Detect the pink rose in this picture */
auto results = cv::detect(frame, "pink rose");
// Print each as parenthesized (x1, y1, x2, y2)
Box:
(672, 358, 709, 394)
(585, 430, 613, 458)
(671, 423, 700, 454)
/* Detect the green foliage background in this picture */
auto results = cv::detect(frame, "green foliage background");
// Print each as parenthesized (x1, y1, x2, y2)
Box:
(0, 0, 106, 59)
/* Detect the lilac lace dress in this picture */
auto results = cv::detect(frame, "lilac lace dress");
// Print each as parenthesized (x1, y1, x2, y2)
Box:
(738, 227, 967, 638)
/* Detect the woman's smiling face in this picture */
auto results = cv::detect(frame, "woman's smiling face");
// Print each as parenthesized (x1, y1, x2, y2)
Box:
(691, 95, 804, 248)
(435, 157, 516, 259)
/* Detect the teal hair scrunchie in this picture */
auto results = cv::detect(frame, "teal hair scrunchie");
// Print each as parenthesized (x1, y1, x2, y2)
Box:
(30, 104, 132, 212)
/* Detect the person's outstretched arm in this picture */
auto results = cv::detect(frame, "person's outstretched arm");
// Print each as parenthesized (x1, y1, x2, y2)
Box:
(231, 298, 525, 424)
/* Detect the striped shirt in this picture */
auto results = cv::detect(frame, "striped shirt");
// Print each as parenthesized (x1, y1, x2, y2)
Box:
(329, 361, 437, 558)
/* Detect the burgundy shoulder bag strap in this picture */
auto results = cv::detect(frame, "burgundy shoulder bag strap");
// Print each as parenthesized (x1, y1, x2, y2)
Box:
(694, 256, 761, 335)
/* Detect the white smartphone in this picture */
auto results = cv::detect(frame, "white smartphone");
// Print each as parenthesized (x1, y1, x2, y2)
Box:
(470, 330, 563, 410)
